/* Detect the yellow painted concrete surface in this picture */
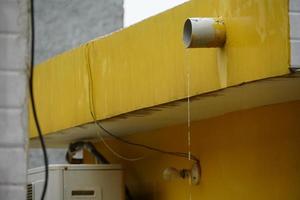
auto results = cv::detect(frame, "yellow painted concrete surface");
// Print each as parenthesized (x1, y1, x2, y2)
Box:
(30, 0, 289, 138)
(85, 100, 300, 200)
(29, 47, 93, 136)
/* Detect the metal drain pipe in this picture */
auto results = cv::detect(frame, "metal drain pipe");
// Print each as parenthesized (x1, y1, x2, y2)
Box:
(183, 18, 226, 48)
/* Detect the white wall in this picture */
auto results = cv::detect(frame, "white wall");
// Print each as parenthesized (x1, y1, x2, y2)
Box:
(0, 0, 29, 199)
(290, 0, 300, 69)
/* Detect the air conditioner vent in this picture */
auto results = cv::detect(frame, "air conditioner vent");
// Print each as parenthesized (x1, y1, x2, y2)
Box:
(27, 184, 33, 200)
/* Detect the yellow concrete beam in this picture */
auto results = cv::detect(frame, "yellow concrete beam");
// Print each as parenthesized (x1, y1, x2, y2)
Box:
(30, 0, 290, 138)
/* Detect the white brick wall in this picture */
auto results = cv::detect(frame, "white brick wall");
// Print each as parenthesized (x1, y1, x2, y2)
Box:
(0, 0, 29, 199)
(290, 0, 300, 69)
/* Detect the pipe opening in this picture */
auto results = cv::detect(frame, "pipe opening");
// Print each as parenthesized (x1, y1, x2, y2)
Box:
(183, 19, 192, 48)
(183, 17, 226, 48)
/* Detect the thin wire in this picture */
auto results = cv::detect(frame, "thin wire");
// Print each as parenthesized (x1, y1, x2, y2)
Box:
(85, 45, 144, 161)
(84, 44, 199, 163)
(95, 121, 199, 162)
(95, 123, 144, 161)
(29, 0, 49, 199)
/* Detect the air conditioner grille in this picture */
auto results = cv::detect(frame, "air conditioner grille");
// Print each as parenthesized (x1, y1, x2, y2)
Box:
(27, 184, 33, 200)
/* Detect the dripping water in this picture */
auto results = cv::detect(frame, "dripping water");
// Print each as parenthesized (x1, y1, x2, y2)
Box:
(184, 49, 192, 200)
(187, 68, 191, 161)
(184, 49, 191, 161)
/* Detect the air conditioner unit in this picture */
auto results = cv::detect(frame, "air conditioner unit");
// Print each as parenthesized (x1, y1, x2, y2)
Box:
(27, 164, 124, 200)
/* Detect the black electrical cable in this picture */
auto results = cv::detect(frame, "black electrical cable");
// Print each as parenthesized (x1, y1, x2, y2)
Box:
(95, 121, 199, 163)
(30, 0, 49, 199)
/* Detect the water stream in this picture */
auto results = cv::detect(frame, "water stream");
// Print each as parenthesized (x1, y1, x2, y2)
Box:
(185, 49, 192, 200)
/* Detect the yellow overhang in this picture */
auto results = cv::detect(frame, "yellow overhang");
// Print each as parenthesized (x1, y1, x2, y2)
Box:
(29, 0, 290, 139)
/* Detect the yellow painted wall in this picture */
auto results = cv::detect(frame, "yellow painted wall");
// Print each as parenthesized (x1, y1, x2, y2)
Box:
(30, 0, 289, 138)
(85, 100, 300, 200)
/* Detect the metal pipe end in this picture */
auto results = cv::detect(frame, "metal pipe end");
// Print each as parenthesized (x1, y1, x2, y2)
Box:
(183, 17, 226, 48)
